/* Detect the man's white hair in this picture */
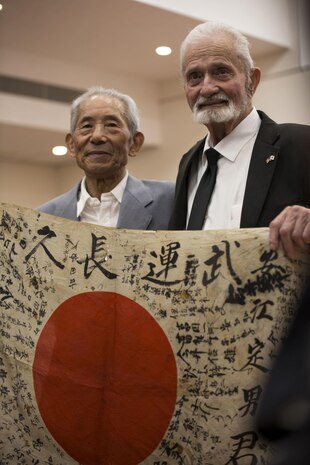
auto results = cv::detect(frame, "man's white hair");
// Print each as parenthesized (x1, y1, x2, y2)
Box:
(70, 86, 141, 135)
(180, 21, 254, 79)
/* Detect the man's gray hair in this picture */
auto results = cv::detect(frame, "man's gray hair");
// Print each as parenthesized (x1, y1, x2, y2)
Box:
(70, 86, 141, 135)
(180, 21, 254, 79)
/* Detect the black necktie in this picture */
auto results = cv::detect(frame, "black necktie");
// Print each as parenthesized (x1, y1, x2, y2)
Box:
(187, 148, 220, 230)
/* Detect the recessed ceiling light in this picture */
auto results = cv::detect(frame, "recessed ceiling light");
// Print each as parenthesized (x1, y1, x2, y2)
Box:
(0, 4, 3, 11)
(155, 46, 172, 56)
(52, 146, 67, 156)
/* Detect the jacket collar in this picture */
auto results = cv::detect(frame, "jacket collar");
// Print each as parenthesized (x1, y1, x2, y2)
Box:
(117, 175, 153, 229)
(240, 111, 280, 227)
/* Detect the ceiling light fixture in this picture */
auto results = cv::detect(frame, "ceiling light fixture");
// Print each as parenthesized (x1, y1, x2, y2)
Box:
(155, 46, 172, 56)
(52, 146, 67, 156)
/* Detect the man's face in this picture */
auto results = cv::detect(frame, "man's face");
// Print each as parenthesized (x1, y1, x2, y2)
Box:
(66, 95, 134, 181)
(183, 34, 253, 128)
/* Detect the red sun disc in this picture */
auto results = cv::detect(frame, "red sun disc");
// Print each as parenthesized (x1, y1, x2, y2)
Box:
(33, 291, 177, 465)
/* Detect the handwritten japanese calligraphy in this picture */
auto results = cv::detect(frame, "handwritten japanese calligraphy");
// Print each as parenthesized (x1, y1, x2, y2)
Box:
(0, 203, 309, 465)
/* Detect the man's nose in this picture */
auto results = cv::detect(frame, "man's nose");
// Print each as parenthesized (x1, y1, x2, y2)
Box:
(200, 75, 219, 96)
(90, 124, 107, 143)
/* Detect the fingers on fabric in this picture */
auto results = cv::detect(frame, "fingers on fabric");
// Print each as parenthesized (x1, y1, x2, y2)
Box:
(269, 206, 310, 259)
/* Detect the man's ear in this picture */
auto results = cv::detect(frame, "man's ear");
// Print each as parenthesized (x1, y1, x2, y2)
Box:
(65, 133, 76, 158)
(249, 67, 261, 96)
(129, 132, 145, 157)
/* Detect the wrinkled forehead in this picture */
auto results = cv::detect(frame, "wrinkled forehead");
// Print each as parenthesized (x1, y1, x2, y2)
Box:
(77, 95, 126, 120)
(182, 32, 243, 72)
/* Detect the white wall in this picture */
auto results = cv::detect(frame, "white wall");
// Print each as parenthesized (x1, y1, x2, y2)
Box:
(0, 161, 59, 208)
(254, 68, 310, 124)
(134, 0, 292, 47)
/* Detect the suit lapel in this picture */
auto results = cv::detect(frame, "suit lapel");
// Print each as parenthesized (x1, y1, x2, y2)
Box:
(241, 112, 280, 227)
(58, 182, 80, 221)
(61, 201, 79, 221)
(117, 176, 152, 229)
(169, 138, 205, 229)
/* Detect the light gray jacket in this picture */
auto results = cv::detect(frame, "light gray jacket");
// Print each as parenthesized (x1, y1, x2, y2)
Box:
(37, 175, 175, 230)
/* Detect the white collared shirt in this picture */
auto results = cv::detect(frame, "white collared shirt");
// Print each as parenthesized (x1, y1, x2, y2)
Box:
(187, 108, 261, 229)
(77, 171, 129, 226)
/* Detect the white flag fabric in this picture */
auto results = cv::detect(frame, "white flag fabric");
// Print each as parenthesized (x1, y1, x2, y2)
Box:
(0, 203, 308, 465)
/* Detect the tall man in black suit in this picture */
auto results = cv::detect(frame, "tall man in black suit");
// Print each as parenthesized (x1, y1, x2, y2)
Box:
(169, 21, 310, 258)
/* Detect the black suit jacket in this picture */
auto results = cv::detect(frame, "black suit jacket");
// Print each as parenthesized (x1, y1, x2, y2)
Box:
(169, 111, 310, 229)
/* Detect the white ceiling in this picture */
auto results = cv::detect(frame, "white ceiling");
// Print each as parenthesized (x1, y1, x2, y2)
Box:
(0, 0, 286, 166)
(0, 0, 203, 82)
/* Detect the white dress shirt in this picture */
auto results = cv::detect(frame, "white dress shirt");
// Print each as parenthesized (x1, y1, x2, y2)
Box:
(77, 171, 129, 226)
(187, 108, 261, 229)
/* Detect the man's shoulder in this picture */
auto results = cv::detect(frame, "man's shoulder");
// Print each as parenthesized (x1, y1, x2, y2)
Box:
(128, 175, 174, 192)
(36, 181, 81, 214)
(258, 110, 310, 134)
(278, 121, 310, 135)
(141, 179, 175, 190)
(125, 176, 175, 207)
